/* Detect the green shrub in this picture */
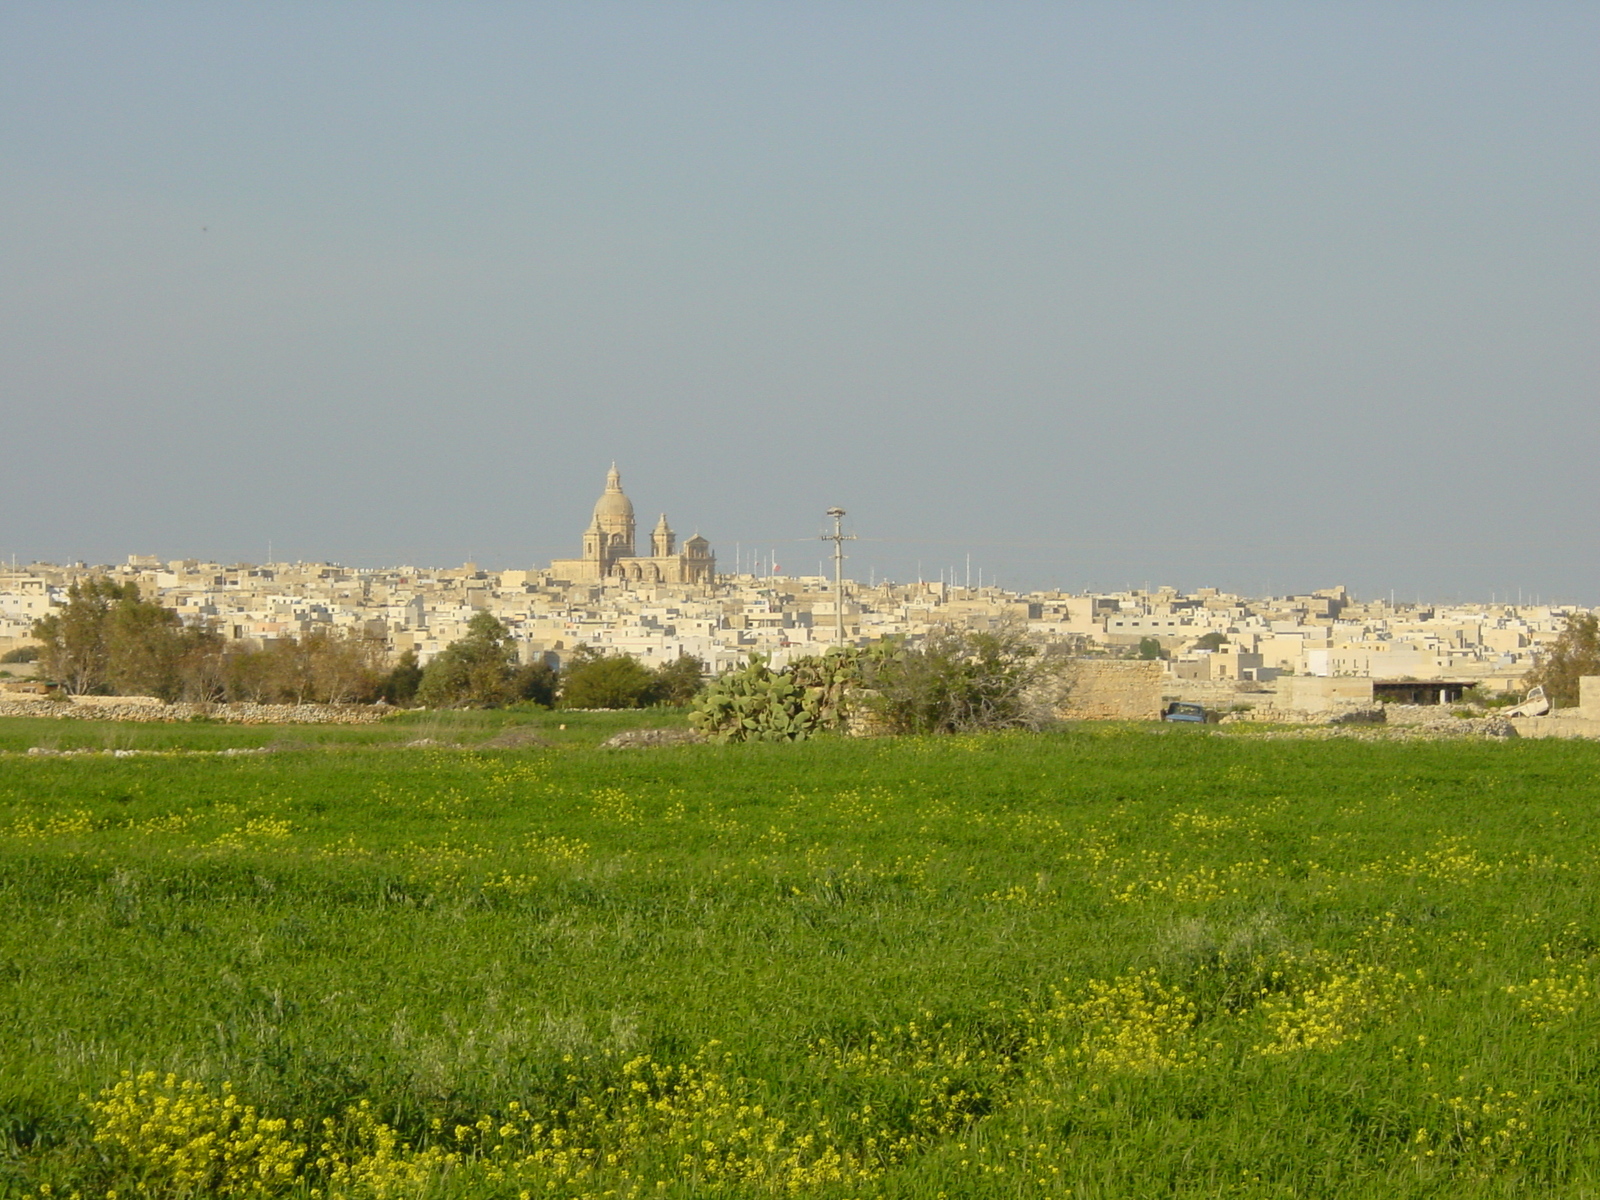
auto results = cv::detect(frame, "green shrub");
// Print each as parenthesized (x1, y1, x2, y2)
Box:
(381, 649, 424, 706)
(863, 627, 1061, 734)
(651, 654, 706, 706)
(561, 653, 659, 709)
(514, 659, 559, 707)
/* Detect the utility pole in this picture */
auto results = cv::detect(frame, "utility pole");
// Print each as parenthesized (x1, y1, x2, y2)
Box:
(821, 507, 855, 644)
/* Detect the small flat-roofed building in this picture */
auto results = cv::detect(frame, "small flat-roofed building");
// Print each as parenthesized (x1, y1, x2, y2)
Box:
(1371, 679, 1479, 706)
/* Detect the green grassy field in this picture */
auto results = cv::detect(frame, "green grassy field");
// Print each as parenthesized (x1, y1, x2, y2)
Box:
(0, 708, 682, 754)
(3, 716, 1600, 1198)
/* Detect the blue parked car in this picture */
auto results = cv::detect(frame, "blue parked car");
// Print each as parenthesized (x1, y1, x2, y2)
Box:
(1162, 702, 1206, 723)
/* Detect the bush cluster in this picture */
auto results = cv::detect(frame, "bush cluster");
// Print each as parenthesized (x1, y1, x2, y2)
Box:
(28, 583, 706, 711)
(413, 613, 704, 711)
(31, 579, 405, 704)
(691, 625, 1067, 742)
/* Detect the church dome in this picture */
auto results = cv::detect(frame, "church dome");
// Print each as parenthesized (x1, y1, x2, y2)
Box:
(592, 464, 635, 521)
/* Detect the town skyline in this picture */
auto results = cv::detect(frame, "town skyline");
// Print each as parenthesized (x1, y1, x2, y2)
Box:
(4, 469, 1585, 714)
(5, 461, 1591, 611)
(2, 549, 1588, 615)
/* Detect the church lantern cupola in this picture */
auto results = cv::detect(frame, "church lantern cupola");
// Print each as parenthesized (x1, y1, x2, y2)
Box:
(590, 463, 636, 560)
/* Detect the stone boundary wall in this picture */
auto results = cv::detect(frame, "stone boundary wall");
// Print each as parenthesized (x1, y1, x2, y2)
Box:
(0, 699, 391, 724)
(1219, 705, 1386, 725)
(1381, 704, 1467, 726)
(1057, 660, 1164, 721)
(1162, 679, 1255, 707)
(1249, 717, 1520, 742)
(1512, 716, 1600, 740)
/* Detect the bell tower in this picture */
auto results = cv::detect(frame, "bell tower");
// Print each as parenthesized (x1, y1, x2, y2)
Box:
(651, 513, 675, 558)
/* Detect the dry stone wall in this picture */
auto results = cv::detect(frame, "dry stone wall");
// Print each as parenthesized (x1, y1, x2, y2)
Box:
(0, 698, 391, 724)
(1161, 679, 1252, 708)
(1245, 717, 1518, 742)
(1219, 704, 1386, 725)
(1056, 660, 1164, 721)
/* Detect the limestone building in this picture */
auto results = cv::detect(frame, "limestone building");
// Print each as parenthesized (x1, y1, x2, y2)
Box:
(548, 466, 715, 584)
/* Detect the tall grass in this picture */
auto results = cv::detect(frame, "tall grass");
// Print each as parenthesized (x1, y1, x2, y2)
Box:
(1, 723, 1598, 1196)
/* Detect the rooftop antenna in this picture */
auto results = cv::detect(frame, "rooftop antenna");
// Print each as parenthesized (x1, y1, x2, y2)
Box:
(822, 507, 854, 645)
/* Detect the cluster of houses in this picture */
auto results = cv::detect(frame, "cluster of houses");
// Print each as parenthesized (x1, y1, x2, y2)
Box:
(1, 468, 1583, 710)
(0, 561, 1574, 697)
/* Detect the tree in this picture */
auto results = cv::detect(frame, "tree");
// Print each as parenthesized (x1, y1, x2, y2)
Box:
(302, 630, 386, 704)
(561, 652, 659, 709)
(1193, 632, 1228, 652)
(32, 579, 200, 696)
(416, 613, 522, 708)
(513, 659, 559, 707)
(216, 631, 384, 705)
(32, 579, 232, 701)
(174, 625, 229, 702)
(32, 578, 128, 694)
(224, 643, 293, 703)
(1136, 637, 1167, 661)
(651, 654, 705, 706)
(1525, 613, 1600, 708)
(381, 649, 425, 706)
(240, 637, 318, 705)
(105, 592, 187, 699)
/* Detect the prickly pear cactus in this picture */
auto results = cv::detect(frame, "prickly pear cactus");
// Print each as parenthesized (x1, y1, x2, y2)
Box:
(689, 649, 864, 743)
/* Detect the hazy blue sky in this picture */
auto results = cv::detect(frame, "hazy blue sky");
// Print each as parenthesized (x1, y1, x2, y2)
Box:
(3, 4, 1595, 601)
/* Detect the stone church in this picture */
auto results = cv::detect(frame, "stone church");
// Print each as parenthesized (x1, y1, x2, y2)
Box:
(548, 465, 715, 584)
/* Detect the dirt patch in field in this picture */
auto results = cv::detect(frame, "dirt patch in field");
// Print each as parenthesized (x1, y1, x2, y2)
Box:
(601, 728, 706, 749)
(478, 728, 551, 750)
